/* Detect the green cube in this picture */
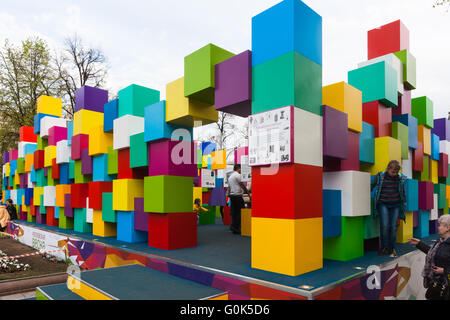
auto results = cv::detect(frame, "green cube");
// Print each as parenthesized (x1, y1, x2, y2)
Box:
(118, 84, 160, 118)
(16, 158, 24, 174)
(74, 208, 92, 233)
(198, 205, 216, 225)
(197, 148, 203, 169)
(69, 160, 75, 180)
(74, 160, 91, 184)
(394, 50, 416, 90)
(37, 136, 48, 151)
(392, 122, 409, 159)
(9, 175, 13, 187)
(40, 195, 46, 214)
(184, 43, 235, 104)
(59, 208, 74, 230)
(434, 184, 447, 209)
(47, 167, 56, 186)
(364, 203, 380, 239)
(348, 61, 398, 108)
(27, 211, 36, 223)
(107, 147, 118, 175)
(102, 193, 116, 223)
(36, 169, 46, 187)
(144, 176, 193, 213)
(411, 96, 434, 129)
(130, 133, 148, 168)
(252, 51, 322, 116)
(443, 199, 449, 215)
(323, 217, 364, 262)
(413, 155, 430, 182)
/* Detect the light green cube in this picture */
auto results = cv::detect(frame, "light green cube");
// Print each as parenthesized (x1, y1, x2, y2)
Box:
(324, 217, 364, 262)
(392, 122, 409, 159)
(107, 146, 118, 175)
(59, 208, 74, 230)
(144, 176, 193, 213)
(411, 96, 434, 129)
(394, 49, 416, 90)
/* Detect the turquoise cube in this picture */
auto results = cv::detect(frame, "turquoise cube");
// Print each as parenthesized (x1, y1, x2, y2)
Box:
(36, 169, 46, 187)
(67, 121, 73, 146)
(118, 84, 160, 117)
(323, 190, 342, 238)
(93, 154, 113, 182)
(413, 210, 430, 238)
(405, 179, 419, 212)
(359, 122, 375, 164)
(102, 193, 116, 223)
(74, 208, 92, 233)
(104, 99, 118, 132)
(430, 134, 440, 161)
(116, 211, 147, 243)
(130, 133, 148, 168)
(348, 61, 398, 107)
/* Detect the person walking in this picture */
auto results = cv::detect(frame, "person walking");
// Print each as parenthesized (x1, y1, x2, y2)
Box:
(227, 164, 250, 235)
(408, 215, 450, 300)
(371, 160, 408, 257)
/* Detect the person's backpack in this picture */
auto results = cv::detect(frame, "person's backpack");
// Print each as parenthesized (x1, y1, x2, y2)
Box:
(7, 205, 17, 220)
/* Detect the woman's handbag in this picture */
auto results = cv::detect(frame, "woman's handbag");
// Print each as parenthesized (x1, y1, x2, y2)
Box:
(425, 279, 450, 300)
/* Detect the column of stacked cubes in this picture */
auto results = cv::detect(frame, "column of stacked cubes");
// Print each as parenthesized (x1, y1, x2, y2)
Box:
(249, 0, 324, 276)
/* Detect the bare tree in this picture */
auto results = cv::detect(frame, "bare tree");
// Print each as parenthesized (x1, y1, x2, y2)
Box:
(55, 34, 108, 119)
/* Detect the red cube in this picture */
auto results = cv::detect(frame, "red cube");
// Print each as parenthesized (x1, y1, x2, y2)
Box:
(71, 134, 89, 160)
(71, 183, 89, 208)
(19, 126, 37, 143)
(438, 153, 449, 178)
(419, 181, 434, 210)
(222, 206, 231, 226)
(51, 159, 60, 180)
(30, 204, 36, 216)
(368, 20, 409, 60)
(88, 181, 113, 210)
(412, 142, 424, 172)
(362, 101, 392, 138)
(117, 148, 146, 179)
(33, 150, 45, 170)
(202, 191, 211, 205)
(324, 130, 360, 172)
(252, 163, 323, 219)
(46, 207, 59, 227)
(148, 212, 197, 250)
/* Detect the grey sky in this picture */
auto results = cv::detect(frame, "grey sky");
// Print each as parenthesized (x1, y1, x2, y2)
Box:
(0, 0, 448, 122)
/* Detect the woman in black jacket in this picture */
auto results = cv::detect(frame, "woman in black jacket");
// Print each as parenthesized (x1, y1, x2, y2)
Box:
(409, 215, 450, 300)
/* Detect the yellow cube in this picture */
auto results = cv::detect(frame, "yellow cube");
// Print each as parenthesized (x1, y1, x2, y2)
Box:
(211, 150, 227, 170)
(73, 109, 104, 136)
(251, 217, 323, 276)
(25, 153, 34, 172)
(33, 187, 44, 206)
(322, 82, 363, 133)
(93, 210, 117, 237)
(418, 125, 431, 156)
(447, 186, 450, 202)
(193, 187, 203, 205)
(362, 137, 401, 175)
(14, 173, 20, 186)
(241, 208, 252, 237)
(202, 154, 211, 168)
(4, 163, 10, 177)
(166, 77, 218, 127)
(429, 159, 438, 184)
(112, 179, 144, 211)
(397, 212, 413, 243)
(88, 125, 113, 156)
(22, 204, 28, 212)
(44, 145, 57, 167)
(37, 95, 62, 117)
(55, 184, 71, 207)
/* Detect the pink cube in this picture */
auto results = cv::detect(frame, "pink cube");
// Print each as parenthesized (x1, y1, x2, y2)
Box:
(148, 139, 197, 177)
(48, 126, 68, 146)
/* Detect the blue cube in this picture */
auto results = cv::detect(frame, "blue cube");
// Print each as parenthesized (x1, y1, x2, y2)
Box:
(413, 210, 430, 238)
(24, 144, 37, 156)
(104, 99, 118, 133)
(17, 189, 24, 205)
(30, 166, 36, 183)
(93, 154, 113, 182)
(359, 122, 375, 164)
(59, 163, 70, 185)
(405, 179, 419, 212)
(392, 114, 418, 150)
(55, 206, 60, 219)
(67, 121, 74, 146)
(323, 190, 342, 238)
(34, 113, 58, 134)
(25, 188, 33, 206)
(4, 190, 10, 201)
(252, 0, 322, 67)
(117, 211, 147, 243)
(430, 134, 440, 161)
(9, 160, 17, 175)
(201, 142, 216, 155)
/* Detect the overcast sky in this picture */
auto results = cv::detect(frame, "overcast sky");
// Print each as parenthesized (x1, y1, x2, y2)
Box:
(0, 0, 448, 124)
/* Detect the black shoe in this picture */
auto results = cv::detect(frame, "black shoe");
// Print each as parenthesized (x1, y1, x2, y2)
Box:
(389, 249, 398, 258)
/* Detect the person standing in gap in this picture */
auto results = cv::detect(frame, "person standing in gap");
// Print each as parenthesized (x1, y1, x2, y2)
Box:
(228, 164, 250, 235)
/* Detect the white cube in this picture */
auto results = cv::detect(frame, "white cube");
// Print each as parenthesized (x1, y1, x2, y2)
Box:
(40, 117, 67, 138)
(358, 53, 404, 96)
(440, 140, 449, 155)
(293, 107, 323, 167)
(113, 115, 145, 150)
(56, 140, 71, 164)
(43, 186, 56, 207)
(323, 171, 371, 217)
(430, 194, 438, 221)
(402, 150, 413, 178)
(10, 190, 17, 205)
(86, 198, 93, 224)
(18, 142, 36, 158)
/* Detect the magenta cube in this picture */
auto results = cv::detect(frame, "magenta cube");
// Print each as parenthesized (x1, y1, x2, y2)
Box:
(134, 198, 148, 232)
(48, 126, 68, 146)
(81, 148, 93, 175)
(215, 50, 252, 117)
(9, 149, 18, 161)
(75, 85, 109, 113)
(64, 194, 74, 218)
(418, 181, 434, 210)
(234, 147, 248, 164)
(71, 134, 89, 160)
(36, 207, 46, 224)
(392, 89, 411, 116)
(432, 118, 450, 142)
(323, 105, 349, 160)
(148, 139, 197, 177)
(324, 130, 359, 172)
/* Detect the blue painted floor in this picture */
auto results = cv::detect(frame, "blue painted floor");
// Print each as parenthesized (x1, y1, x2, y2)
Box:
(15, 219, 439, 292)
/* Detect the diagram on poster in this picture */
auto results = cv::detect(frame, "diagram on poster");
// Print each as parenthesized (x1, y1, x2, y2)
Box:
(248, 106, 292, 166)
(240, 155, 251, 182)
(201, 169, 216, 188)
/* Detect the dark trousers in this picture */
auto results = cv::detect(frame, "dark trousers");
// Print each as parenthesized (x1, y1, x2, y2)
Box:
(230, 195, 244, 233)
(377, 202, 401, 250)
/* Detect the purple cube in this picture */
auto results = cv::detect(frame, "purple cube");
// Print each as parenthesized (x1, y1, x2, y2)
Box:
(215, 50, 252, 117)
(75, 85, 109, 113)
(432, 118, 450, 142)
(209, 187, 227, 206)
(413, 211, 419, 228)
(81, 148, 93, 175)
(134, 198, 148, 232)
(148, 139, 197, 177)
(323, 105, 349, 160)
(36, 207, 46, 224)
(3, 152, 9, 164)
(64, 194, 74, 218)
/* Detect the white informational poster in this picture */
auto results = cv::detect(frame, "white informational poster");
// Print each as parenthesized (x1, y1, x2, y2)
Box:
(248, 106, 292, 166)
(201, 169, 216, 188)
(240, 155, 251, 183)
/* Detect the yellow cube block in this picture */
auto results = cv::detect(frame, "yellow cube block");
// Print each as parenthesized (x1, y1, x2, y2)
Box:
(14, 173, 20, 186)
(44, 145, 57, 167)
(4, 163, 10, 177)
(33, 187, 44, 206)
(211, 150, 227, 170)
(88, 125, 113, 156)
(447, 186, 450, 202)
(166, 77, 218, 127)
(193, 187, 203, 204)
(25, 153, 34, 172)
(55, 184, 71, 207)
(362, 137, 402, 175)
(93, 210, 117, 237)
(397, 212, 413, 243)
(429, 159, 438, 184)
(251, 217, 323, 276)
(202, 154, 211, 168)
(73, 109, 104, 136)
(37, 95, 62, 117)
(241, 208, 252, 237)
(112, 179, 144, 211)
(22, 205, 28, 213)
(322, 81, 363, 133)
(418, 125, 431, 156)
